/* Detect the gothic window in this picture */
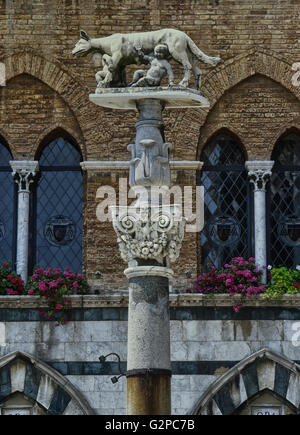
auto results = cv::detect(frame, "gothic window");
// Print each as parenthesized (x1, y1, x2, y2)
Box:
(200, 132, 251, 270)
(268, 132, 300, 267)
(33, 136, 83, 273)
(0, 140, 16, 266)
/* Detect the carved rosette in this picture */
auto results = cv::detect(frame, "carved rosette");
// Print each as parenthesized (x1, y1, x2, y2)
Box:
(111, 205, 185, 265)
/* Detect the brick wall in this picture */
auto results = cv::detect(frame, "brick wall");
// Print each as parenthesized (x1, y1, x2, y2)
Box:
(0, 0, 299, 288)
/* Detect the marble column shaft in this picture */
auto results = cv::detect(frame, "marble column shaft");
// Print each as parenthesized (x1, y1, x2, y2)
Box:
(10, 161, 39, 283)
(246, 161, 274, 283)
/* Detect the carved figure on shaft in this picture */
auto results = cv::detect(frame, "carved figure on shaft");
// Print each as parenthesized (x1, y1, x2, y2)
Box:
(128, 44, 174, 88)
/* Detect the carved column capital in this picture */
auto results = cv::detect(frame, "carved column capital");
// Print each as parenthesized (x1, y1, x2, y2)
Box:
(245, 161, 274, 192)
(10, 161, 39, 192)
(111, 204, 185, 266)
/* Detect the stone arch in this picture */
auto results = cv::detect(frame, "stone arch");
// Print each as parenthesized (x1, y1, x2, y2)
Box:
(198, 126, 248, 161)
(1, 50, 112, 159)
(0, 351, 94, 415)
(34, 125, 84, 161)
(192, 348, 300, 415)
(271, 125, 300, 155)
(0, 131, 13, 158)
(176, 49, 300, 161)
(202, 49, 300, 112)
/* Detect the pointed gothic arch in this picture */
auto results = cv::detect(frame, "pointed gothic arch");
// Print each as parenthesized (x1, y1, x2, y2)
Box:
(192, 349, 300, 415)
(0, 50, 112, 160)
(30, 132, 83, 273)
(0, 351, 94, 415)
(172, 49, 300, 161)
(267, 129, 300, 267)
(198, 129, 251, 271)
(0, 138, 16, 266)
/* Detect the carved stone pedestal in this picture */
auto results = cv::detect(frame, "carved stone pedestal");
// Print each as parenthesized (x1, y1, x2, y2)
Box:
(90, 87, 209, 415)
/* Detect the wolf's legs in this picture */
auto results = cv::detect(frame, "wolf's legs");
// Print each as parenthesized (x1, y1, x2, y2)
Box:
(190, 59, 202, 90)
(168, 43, 192, 87)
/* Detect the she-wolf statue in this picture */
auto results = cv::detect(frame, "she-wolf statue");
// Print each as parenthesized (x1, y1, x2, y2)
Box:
(72, 28, 221, 89)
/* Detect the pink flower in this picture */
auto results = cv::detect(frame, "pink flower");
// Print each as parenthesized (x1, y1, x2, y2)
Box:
(27, 289, 34, 295)
(55, 304, 63, 310)
(249, 257, 255, 262)
(217, 273, 227, 279)
(49, 281, 58, 288)
(232, 257, 244, 263)
(35, 268, 43, 274)
(38, 282, 47, 291)
(73, 281, 79, 289)
(6, 289, 18, 295)
(77, 274, 82, 279)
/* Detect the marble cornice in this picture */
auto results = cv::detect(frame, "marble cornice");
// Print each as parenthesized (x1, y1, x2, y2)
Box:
(0, 293, 300, 308)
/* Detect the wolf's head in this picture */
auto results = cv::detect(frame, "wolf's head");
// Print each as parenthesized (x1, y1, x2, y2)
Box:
(72, 30, 92, 57)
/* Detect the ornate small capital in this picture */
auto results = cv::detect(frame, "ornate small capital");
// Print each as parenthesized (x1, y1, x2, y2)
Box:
(10, 161, 39, 192)
(111, 204, 185, 265)
(245, 161, 274, 192)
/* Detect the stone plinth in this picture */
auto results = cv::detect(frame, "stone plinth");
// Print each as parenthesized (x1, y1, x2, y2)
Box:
(89, 86, 210, 110)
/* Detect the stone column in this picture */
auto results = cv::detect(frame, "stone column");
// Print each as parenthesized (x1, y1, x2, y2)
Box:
(246, 161, 274, 283)
(125, 265, 173, 414)
(110, 100, 185, 415)
(89, 87, 209, 415)
(10, 161, 39, 282)
(112, 203, 185, 414)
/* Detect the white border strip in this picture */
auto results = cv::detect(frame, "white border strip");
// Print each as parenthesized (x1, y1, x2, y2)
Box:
(80, 160, 203, 171)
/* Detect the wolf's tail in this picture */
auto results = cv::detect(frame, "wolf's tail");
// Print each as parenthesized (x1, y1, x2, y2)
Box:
(187, 36, 221, 66)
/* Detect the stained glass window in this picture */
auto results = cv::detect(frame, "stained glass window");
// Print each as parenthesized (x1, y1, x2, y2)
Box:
(33, 137, 83, 273)
(268, 133, 300, 267)
(0, 140, 16, 267)
(200, 133, 251, 270)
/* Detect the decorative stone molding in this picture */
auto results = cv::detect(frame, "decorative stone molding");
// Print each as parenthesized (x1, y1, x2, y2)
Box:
(89, 88, 210, 109)
(192, 348, 300, 415)
(245, 161, 274, 192)
(80, 160, 203, 171)
(10, 161, 39, 192)
(0, 351, 94, 415)
(111, 204, 185, 265)
(3, 293, 300, 309)
(124, 265, 174, 280)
